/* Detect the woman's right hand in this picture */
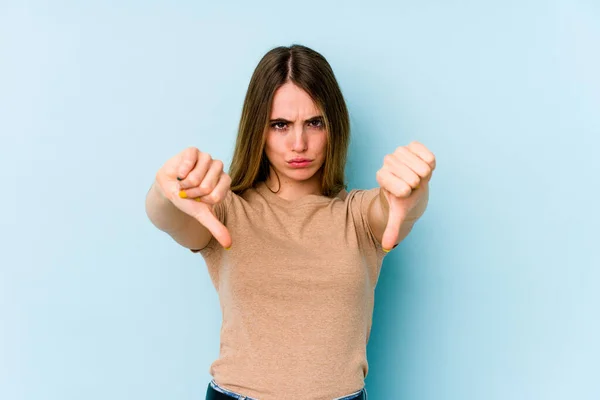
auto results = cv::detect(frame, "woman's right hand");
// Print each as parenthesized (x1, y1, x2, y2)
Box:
(155, 147, 232, 249)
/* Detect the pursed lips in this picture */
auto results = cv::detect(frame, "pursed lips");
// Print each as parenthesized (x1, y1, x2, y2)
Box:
(288, 158, 312, 163)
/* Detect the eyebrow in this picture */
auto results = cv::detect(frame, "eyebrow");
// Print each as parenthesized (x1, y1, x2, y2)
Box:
(269, 115, 323, 123)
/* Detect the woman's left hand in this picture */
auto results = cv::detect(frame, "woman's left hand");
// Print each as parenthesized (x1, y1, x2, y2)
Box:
(376, 141, 436, 250)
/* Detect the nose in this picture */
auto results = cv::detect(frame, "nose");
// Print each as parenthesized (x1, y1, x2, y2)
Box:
(290, 125, 308, 152)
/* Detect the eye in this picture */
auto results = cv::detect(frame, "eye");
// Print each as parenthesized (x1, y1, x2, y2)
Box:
(308, 119, 324, 128)
(271, 121, 288, 131)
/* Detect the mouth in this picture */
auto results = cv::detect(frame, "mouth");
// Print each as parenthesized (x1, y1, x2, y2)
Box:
(287, 158, 313, 168)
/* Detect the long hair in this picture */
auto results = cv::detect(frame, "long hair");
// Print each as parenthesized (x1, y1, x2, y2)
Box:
(228, 44, 350, 197)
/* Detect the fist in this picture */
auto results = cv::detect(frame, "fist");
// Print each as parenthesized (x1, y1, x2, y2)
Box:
(377, 141, 436, 199)
(376, 141, 436, 250)
(155, 147, 232, 248)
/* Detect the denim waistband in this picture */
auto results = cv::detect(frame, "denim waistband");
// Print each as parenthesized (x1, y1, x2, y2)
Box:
(209, 379, 367, 400)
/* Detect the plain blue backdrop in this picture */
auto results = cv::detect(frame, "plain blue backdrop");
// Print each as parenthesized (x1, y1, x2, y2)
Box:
(1, 1, 599, 399)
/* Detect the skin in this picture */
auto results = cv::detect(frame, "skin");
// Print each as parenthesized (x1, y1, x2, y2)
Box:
(264, 82, 328, 201)
(369, 141, 436, 251)
(147, 81, 436, 252)
(265, 81, 437, 252)
(147, 148, 233, 250)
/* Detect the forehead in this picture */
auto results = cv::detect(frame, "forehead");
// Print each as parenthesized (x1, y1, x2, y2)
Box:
(270, 82, 320, 118)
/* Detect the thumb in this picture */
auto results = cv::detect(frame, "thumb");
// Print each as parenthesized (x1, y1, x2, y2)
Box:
(166, 180, 232, 249)
(381, 190, 406, 251)
(193, 205, 232, 249)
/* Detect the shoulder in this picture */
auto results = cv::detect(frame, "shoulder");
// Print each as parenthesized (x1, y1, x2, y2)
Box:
(345, 187, 380, 210)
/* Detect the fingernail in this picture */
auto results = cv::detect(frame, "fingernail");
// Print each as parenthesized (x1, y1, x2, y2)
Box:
(224, 246, 231, 251)
(383, 248, 390, 253)
(194, 197, 202, 202)
(176, 177, 183, 181)
(178, 190, 188, 198)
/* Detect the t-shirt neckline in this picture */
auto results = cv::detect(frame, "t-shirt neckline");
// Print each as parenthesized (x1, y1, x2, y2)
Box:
(254, 181, 334, 208)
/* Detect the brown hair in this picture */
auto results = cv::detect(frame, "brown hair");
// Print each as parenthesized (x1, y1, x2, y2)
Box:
(228, 44, 350, 197)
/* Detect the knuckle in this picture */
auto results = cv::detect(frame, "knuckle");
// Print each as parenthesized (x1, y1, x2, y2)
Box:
(212, 159, 224, 169)
(187, 176, 201, 187)
(180, 158, 193, 166)
(421, 166, 432, 177)
(196, 196, 214, 205)
(185, 147, 198, 158)
(395, 146, 407, 155)
(222, 176, 232, 188)
(422, 151, 434, 163)
(199, 181, 213, 192)
(398, 184, 412, 196)
(198, 152, 211, 164)
(208, 192, 221, 203)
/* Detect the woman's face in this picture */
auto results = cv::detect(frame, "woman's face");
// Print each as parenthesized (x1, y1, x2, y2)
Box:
(265, 82, 327, 186)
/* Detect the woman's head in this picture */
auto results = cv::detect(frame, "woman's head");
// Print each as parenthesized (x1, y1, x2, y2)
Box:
(229, 44, 350, 197)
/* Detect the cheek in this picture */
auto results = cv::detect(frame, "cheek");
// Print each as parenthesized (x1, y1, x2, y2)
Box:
(265, 135, 285, 162)
(313, 132, 327, 155)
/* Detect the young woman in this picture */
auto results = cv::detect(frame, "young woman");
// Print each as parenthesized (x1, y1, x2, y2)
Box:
(146, 44, 435, 400)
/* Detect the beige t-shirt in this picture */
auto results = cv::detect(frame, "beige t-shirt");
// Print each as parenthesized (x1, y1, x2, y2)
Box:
(195, 181, 387, 399)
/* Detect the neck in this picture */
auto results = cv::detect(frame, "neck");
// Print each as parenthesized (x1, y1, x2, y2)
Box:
(265, 169, 323, 201)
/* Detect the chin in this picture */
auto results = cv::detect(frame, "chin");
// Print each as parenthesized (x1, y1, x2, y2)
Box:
(284, 167, 319, 182)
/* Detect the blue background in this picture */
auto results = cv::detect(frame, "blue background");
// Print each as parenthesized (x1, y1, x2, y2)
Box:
(1, 1, 599, 399)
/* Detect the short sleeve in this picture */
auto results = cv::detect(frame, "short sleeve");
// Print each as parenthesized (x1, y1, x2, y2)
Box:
(189, 190, 233, 253)
(347, 188, 389, 258)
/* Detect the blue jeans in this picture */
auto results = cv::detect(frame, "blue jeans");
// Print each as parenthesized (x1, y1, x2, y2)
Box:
(205, 379, 368, 400)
